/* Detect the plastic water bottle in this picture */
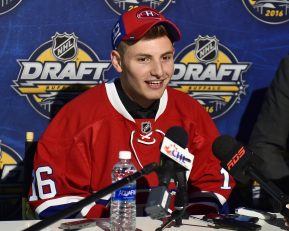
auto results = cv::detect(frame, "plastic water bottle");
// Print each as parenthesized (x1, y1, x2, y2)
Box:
(110, 151, 137, 231)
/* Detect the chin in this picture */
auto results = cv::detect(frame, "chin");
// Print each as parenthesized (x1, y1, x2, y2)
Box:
(147, 94, 163, 101)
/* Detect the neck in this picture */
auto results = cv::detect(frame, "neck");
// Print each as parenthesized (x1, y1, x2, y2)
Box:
(119, 79, 155, 109)
(114, 78, 160, 119)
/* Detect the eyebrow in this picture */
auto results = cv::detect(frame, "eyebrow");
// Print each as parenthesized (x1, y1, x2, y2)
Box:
(136, 51, 174, 57)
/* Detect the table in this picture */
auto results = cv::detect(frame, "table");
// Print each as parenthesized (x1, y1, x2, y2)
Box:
(0, 215, 288, 231)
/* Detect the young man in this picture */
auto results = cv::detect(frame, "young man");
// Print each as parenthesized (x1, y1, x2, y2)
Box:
(29, 6, 235, 219)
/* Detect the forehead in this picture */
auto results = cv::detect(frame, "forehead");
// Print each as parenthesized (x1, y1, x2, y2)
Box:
(123, 36, 174, 56)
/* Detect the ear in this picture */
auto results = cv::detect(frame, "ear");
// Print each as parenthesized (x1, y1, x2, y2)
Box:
(111, 50, 122, 73)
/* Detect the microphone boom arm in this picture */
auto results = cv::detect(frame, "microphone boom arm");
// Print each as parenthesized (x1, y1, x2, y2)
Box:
(23, 162, 158, 231)
(246, 165, 289, 220)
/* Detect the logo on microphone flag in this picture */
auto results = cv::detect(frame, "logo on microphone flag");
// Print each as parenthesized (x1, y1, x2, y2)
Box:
(161, 137, 194, 180)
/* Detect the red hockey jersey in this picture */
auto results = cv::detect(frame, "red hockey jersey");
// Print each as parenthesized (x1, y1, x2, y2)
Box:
(29, 81, 235, 218)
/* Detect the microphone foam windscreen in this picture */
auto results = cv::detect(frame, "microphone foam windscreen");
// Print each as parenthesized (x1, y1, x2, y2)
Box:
(165, 126, 188, 149)
(212, 135, 251, 183)
(159, 126, 188, 180)
(212, 135, 238, 161)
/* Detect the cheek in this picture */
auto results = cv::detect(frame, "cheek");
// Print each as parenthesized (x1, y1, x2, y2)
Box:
(127, 63, 148, 78)
(125, 68, 144, 86)
(165, 62, 175, 75)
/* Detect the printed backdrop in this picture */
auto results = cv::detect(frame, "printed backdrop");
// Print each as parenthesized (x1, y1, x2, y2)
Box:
(0, 0, 289, 218)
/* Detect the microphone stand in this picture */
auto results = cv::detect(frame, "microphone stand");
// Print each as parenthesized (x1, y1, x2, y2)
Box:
(155, 169, 188, 231)
(23, 162, 158, 231)
(155, 208, 186, 231)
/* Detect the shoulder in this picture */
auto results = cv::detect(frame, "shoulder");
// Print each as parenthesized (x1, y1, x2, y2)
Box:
(46, 84, 111, 132)
(165, 87, 217, 128)
(280, 55, 289, 67)
(270, 56, 289, 94)
(276, 55, 289, 79)
(59, 84, 108, 113)
(166, 86, 205, 110)
(68, 84, 106, 106)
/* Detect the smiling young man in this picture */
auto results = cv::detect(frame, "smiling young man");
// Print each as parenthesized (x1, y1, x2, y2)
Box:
(29, 6, 235, 219)
(111, 28, 174, 108)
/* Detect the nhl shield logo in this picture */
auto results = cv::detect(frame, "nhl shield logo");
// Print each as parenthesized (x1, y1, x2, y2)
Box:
(195, 36, 219, 63)
(52, 33, 78, 62)
(141, 122, 152, 134)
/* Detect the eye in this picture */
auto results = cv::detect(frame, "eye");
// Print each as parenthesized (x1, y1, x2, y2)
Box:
(137, 56, 150, 62)
(162, 54, 173, 61)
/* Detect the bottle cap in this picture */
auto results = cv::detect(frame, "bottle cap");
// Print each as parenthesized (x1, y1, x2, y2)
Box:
(26, 132, 34, 142)
(119, 151, 131, 160)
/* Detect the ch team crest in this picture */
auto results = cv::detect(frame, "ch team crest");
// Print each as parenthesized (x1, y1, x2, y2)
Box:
(105, 0, 174, 15)
(0, 0, 22, 15)
(242, 0, 289, 24)
(172, 35, 251, 119)
(12, 32, 111, 119)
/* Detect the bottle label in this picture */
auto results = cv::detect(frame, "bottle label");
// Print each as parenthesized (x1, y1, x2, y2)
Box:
(112, 186, 136, 201)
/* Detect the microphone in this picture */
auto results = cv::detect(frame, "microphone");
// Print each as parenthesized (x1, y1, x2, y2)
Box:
(212, 135, 256, 184)
(145, 126, 193, 220)
(212, 135, 289, 219)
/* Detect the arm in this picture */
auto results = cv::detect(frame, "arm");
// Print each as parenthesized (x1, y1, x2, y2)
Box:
(249, 56, 289, 180)
(186, 104, 235, 214)
(28, 107, 109, 219)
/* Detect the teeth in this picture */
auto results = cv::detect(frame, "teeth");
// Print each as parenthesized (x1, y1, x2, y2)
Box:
(148, 81, 161, 84)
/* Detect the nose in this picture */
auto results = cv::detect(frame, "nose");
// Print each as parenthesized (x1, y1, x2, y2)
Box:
(150, 59, 164, 78)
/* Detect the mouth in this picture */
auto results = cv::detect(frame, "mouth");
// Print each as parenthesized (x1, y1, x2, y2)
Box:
(145, 80, 164, 87)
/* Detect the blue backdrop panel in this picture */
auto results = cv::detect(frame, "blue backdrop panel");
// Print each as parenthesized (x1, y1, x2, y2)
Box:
(0, 0, 289, 217)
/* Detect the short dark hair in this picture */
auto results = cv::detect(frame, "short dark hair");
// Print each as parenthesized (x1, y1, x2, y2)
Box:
(117, 24, 171, 56)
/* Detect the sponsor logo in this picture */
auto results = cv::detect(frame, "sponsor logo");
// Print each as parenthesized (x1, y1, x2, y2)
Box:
(105, 0, 174, 15)
(118, 189, 136, 197)
(242, 0, 289, 24)
(227, 146, 245, 170)
(163, 142, 190, 164)
(113, 186, 136, 201)
(172, 35, 251, 119)
(161, 137, 194, 171)
(12, 32, 111, 119)
(0, 140, 22, 181)
(0, 0, 22, 15)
